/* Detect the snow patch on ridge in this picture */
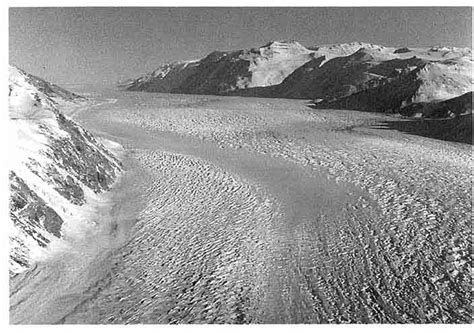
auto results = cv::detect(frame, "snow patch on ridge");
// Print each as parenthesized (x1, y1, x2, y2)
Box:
(240, 41, 316, 88)
(413, 59, 473, 103)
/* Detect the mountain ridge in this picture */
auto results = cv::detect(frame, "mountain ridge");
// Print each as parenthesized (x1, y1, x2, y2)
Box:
(123, 40, 472, 117)
(9, 65, 122, 275)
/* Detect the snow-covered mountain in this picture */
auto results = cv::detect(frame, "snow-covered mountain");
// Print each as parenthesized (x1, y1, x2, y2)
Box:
(304, 47, 472, 115)
(9, 66, 122, 275)
(124, 41, 472, 117)
(124, 41, 319, 93)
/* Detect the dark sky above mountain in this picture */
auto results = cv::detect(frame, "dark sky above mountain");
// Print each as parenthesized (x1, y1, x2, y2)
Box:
(9, 7, 472, 85)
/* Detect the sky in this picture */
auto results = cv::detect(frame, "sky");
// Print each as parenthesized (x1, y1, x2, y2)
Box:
(9, 7, 473, 85)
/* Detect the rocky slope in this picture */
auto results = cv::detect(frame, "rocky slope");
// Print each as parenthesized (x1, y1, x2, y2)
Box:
(9, 66, 122, 275)
(124, 41, 472, 117)
(399, 91, 472, 118)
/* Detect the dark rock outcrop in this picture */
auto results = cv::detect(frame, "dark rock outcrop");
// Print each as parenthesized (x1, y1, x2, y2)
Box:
(312, 63, 426, 113)
(126, 50, 254, 95)
(399, 91, 473, 118)
(394, 47, 412, 54)
(52, 111, 121, 193)
(379, 113, 472, 144)
(10, 171, 64, 244)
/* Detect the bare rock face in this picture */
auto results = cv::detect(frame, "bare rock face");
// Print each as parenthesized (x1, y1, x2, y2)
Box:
(51, 111, 121, 193)
(124, 41, 472, 117)
(310, 55, 428, 112)
(9, 66, 122, 275)
(10, 171, 64, 242)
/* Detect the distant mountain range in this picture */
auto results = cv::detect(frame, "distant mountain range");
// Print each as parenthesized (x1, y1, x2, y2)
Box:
(122, 41, 472, 118)
(9, 66, 122, 275)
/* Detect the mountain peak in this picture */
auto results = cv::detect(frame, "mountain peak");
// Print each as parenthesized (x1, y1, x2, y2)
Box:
(260, 40, 305, 49)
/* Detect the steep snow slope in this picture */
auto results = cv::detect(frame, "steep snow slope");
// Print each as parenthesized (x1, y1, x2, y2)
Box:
(238, 41, 316, 88)
(9, 66, 122, 275)
(255, 48, 390, 99)
(9, 66, 85, 119)
(413, 58, 472, 102)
